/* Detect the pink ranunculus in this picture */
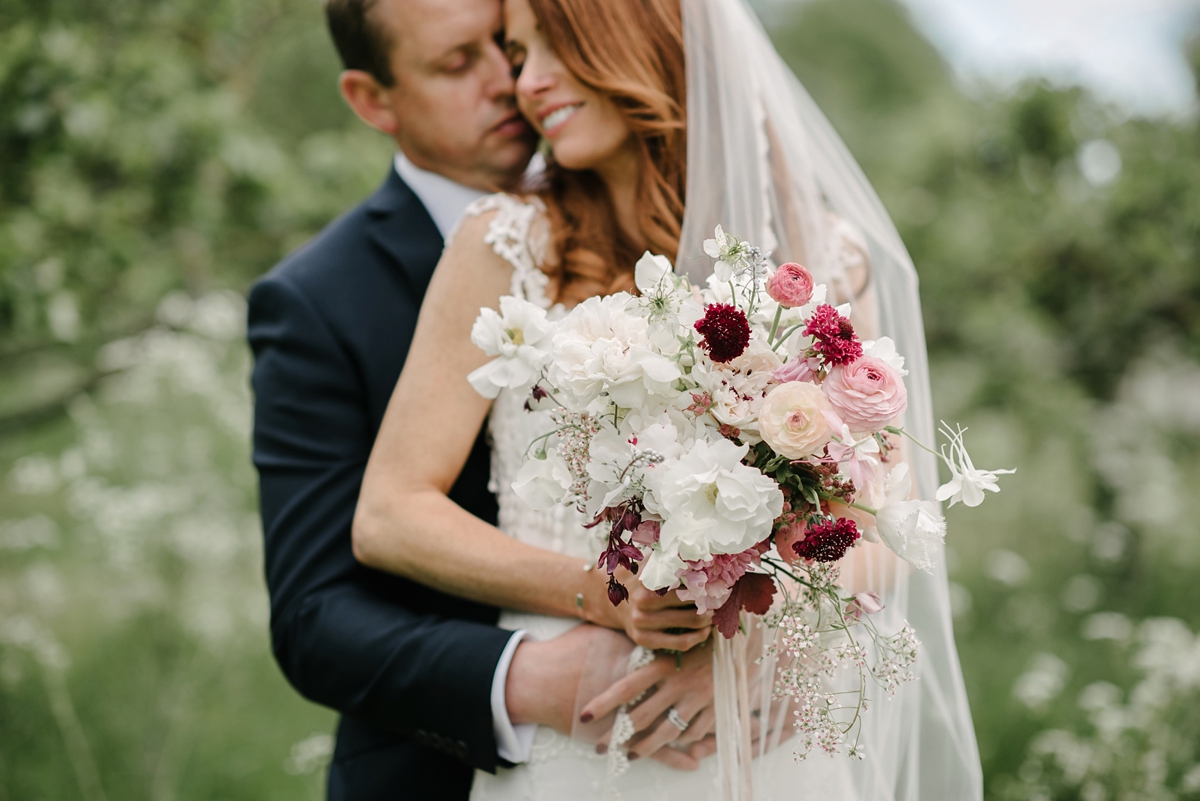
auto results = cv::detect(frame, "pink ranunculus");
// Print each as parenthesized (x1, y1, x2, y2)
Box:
(823, 356, 908, 433)
(774, 354, 820, 384)
(767, 262, 815, 308)
(676, 548, 760, 614)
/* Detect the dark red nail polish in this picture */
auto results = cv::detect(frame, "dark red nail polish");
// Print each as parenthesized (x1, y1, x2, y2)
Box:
(628, 752, 640, 761)
(580, 712, 594, 723)
(595, 743, 608, 755)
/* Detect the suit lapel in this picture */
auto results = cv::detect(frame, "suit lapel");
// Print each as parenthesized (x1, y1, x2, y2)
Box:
(365, 169, 445, 301)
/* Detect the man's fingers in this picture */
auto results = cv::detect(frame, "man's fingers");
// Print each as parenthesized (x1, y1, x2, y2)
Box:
(578, 660, 669, 723)
(685, 734, 718, 761)
(648, 746, 700, 771)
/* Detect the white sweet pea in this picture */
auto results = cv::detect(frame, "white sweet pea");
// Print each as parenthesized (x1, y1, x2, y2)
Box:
(512, 450, 572, 511)
(862, 337, 908, 377)
(467, 296, 554, 398)
(934, 423, 1015, 508)
(634, 252, 674, 296)
(640, 547, 687, 591)
(874, 463, 945, 572)
(644, 438, 783, 562)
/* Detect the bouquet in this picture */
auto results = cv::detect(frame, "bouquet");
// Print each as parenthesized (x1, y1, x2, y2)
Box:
(468, 227, 1012, 757)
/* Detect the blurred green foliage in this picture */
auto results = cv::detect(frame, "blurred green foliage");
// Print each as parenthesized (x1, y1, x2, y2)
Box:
(1, 0, 1199, 798)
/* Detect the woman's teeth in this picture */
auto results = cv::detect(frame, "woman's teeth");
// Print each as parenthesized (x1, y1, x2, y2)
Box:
(544, 104, 581, 131)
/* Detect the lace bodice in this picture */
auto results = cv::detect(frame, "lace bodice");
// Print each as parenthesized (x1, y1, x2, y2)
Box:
(458, 195, 599, 625)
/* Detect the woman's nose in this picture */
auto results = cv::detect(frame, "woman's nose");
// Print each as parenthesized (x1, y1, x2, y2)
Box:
(517, 51, 556, 97)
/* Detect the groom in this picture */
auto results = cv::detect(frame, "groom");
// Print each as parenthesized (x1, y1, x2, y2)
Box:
(249, 0, 710, 798)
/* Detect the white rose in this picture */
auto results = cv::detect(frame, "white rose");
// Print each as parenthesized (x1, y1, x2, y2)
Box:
(467, 296, 553, 398)
(758, 381, 835, 458)
(645, 438, 783, 562)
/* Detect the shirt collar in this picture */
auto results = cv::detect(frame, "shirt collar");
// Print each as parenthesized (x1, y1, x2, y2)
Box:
(392, 151, 487, 240)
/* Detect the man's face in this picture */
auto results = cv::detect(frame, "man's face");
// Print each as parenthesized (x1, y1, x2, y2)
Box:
(376, 0, 536, 190)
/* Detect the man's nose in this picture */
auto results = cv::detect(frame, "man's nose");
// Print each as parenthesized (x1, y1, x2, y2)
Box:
(483, 41, 519, 101)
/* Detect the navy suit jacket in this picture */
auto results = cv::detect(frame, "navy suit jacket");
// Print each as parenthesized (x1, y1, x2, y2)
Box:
(249, 167, 512, 800)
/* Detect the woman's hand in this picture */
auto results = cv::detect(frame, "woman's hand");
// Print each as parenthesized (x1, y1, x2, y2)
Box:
(578, 641, 717, 764)
(582, 567, 712, 652)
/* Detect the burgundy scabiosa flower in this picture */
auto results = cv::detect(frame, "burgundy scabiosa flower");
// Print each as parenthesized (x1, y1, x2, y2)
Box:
(695, 303, 751, 363)
(792, 517, 860, 562)
(803, 304, 862, 366)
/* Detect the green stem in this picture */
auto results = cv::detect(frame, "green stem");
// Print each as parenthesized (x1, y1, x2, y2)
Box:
(767, 304, 783, 346)
(770, 323, 806, 353)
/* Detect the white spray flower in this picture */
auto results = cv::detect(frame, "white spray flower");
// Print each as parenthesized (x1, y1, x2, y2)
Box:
(934, 423, 1015, 508)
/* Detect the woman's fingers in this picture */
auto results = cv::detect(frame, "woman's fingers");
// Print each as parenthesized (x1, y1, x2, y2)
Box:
(674, 705, 715, 745)
(630, 606, 713, 632)
(628, 585, 696, 612)
(629, 626, 712, 652)
(684, 734, 718, 761)
(627, 697, 705, 759)
(578, 659, 670, 724)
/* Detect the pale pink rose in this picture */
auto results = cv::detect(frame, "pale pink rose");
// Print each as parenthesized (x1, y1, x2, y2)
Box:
(759, 381, 835, 459)
(774, 355, 820, 384)
(823, 356, 908, 433)
(766, 263, 815, 308)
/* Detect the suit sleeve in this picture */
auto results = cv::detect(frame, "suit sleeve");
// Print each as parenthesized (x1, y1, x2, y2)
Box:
(248, 273, 513, 773)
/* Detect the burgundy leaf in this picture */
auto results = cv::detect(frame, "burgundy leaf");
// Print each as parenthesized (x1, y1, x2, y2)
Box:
(712, 573, 777, 638)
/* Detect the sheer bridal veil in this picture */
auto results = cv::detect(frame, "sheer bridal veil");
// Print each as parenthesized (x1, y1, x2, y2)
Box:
(675, 0, 983, 798)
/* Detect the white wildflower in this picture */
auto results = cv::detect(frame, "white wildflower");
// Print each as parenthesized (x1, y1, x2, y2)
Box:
(934, 423, 1015, 508)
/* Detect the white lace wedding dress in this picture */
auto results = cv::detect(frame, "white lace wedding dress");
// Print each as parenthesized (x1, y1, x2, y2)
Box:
(460, 194, 857, 801)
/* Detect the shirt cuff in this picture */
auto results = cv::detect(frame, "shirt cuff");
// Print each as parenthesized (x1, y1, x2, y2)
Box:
(491, 629, 538, 764)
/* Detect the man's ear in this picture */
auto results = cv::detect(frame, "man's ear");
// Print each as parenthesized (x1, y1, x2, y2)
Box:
(338, 70, 399, 136)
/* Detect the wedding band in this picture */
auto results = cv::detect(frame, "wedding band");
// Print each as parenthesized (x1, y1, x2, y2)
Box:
(666, 707, 689, 732)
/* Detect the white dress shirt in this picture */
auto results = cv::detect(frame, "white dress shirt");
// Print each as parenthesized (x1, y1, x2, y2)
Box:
(392, 151, 537, 765)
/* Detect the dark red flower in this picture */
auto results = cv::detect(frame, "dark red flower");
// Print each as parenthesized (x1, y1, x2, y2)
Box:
(695, 303, 751, 363)
(792, 517, 860, 562)
(803, 304, 862, 366)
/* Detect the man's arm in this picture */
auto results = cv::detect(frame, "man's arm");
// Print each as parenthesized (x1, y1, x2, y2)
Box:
(249, 273, 513, 772)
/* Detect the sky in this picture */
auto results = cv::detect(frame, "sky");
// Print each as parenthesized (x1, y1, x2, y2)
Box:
(897, 0, 1200, 115)
(757, 0, 1200, 116)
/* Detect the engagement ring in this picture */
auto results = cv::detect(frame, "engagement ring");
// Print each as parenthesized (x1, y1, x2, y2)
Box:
(666, 706, 689, 732)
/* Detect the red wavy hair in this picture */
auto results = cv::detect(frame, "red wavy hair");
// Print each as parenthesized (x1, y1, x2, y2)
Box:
(526, 0, 686, 305)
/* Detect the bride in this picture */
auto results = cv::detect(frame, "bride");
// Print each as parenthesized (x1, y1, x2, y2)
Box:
(353, 0, 983, 798)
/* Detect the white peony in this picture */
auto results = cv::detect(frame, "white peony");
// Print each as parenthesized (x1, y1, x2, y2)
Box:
(644, 438, 783, 563)
(467, 296, 554, 399)
(874, 463, 945, 572)
(692, 337, 782, 443)
(549, 293, 682, 410)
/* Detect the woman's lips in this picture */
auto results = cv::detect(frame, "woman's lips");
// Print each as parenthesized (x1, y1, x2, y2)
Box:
(541, 103, 582, 138)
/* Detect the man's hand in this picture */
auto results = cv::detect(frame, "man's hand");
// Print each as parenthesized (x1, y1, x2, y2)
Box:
(578, 639, 718, 766)
(505, 624, 601, 735)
